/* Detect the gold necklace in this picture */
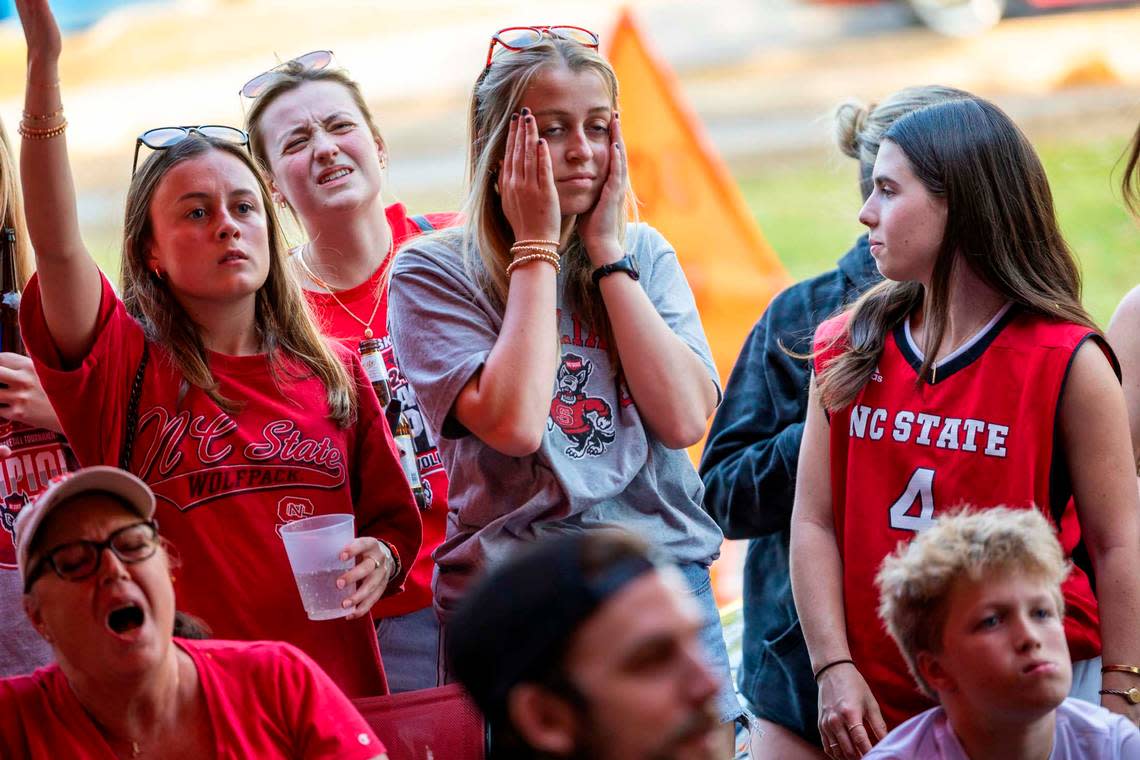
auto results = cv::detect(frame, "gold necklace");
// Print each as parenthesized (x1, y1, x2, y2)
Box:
(295, 235, 395, 340)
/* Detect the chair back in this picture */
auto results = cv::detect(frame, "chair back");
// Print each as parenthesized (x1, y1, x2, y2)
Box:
(353, 683, 487, 760)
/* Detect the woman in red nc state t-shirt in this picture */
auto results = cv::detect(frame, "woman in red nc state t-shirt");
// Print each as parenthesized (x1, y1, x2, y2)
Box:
(13, 1, 420, 699)
(241, 53, 457, 692)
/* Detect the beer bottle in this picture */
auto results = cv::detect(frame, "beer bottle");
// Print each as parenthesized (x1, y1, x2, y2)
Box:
(0, 228, 22, 356)
(358, 338, 392, 409)
(394, 409, 427, 511)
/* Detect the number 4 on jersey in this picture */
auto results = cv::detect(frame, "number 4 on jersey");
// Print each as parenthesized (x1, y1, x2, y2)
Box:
(889, 467, 936, 532)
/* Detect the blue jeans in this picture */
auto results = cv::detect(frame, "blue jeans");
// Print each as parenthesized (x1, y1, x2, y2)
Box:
(376, 605, 442, 693)
(677, 562, 745, 724)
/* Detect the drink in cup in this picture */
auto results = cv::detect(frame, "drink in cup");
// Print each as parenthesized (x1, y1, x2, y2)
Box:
(280, 513, 356, 621)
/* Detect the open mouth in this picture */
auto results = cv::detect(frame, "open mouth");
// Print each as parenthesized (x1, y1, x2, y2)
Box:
(318, 168, 353, 185)
(107, 604, 145, 635)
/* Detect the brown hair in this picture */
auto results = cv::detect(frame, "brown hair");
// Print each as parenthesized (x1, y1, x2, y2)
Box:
(463, 38, 634, 362)
(121, 135, 356, 424)
(0, 118, 34, 288)
(834, 85, 973, 201)
(817, 97, 1096, 411)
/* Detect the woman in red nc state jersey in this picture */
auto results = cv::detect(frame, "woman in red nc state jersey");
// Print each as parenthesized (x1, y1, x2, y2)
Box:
(11, 0, 420, 698)
(240, 52, 457, 693)
(790, 95, 1140, 758)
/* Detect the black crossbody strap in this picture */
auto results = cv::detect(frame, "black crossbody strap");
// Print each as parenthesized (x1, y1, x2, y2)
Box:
(118, 343, 149, 472)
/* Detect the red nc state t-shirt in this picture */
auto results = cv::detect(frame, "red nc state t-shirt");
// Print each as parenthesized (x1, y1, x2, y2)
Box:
(20, 273, 422, 698)
(301, 203, 458, 618)
(0, 638, 385, 759)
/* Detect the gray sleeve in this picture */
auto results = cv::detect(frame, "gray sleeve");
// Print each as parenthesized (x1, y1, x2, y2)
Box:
(388, 240, 497, 440)
(632, 224, 722, 402)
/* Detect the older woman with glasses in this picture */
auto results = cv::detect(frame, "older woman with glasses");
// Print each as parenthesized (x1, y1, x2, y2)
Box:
(12, 0, 420, 698)
(0, 466, 388, 759)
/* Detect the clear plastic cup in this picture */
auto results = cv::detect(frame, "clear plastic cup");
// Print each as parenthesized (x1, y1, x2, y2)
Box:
(280, 514, 356, 621)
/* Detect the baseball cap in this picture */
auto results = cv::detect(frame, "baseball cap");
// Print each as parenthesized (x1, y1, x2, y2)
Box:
(446, 530, 658, 721)
(15, 466, 156, 587)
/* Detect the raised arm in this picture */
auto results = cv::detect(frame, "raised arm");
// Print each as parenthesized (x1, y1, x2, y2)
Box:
(450, 110, 561, 456)
(15, 0, 105, 365)
(1061, 339, 1140, 724)
(790, 377, 886, 757)
(579, 115, 716, 449)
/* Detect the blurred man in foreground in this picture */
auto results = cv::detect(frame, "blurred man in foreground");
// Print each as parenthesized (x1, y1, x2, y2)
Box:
(448, 530, 728, 759)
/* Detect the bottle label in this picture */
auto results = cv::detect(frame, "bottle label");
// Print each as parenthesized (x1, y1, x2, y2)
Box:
(395, 433, 423, 490)
(360, 351, 387, 385)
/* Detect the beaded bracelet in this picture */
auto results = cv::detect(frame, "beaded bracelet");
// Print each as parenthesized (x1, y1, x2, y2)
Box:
(507, 251, 561, 277)
(510, 245, 559, 259)
(18, 119, 68, 140)
(512, 239, 559, 249)
(22, 106, 64, 122)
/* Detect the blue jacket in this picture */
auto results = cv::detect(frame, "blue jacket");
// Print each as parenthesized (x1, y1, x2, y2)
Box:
(699, 235, 879, 742)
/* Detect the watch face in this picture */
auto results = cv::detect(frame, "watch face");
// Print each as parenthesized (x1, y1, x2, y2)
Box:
(1129, 688, 1140, 705)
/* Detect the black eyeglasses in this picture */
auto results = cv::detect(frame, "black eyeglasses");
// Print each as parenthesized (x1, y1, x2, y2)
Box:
(24, 520, 160, 593)
(240, 49, 334, 99)
(131, 125, 250, 177)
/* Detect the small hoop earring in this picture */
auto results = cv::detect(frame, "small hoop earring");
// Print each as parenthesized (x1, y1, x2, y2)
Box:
(151, 268, 164, 281)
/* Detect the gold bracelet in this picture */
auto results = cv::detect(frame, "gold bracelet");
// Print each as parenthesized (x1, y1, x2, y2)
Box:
(18, 119, 67, 140)
(506, 252, 560, 277)
(22, 106, 64, 122)
(1102, 664, 1140, 677)
(512, 239, 559, 249)
(510, 245, 559, 258)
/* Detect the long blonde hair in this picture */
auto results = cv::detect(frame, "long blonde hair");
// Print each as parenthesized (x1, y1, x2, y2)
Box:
(817, 98, 1095, 411)
(0, 119, 34, 289)
(464, 38, 634, 355)
(121, 135, 356, 425)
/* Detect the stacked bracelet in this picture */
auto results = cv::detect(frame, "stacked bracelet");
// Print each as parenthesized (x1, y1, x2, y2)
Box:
(18, 118, 67, 141)
(22, 106, 64, 122)
(1102, 664, 1140, 676)
(507, 251, 560, 276)
(512, 239, 559, 248)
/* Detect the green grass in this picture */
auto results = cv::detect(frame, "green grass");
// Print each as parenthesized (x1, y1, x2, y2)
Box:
(736, 135, 1140, 327)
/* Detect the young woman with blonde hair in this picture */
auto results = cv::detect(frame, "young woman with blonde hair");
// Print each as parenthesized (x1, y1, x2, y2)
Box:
(791, 96, 1140, 758)
(388, 26, 743, 743)
(12, 0, 420, 697)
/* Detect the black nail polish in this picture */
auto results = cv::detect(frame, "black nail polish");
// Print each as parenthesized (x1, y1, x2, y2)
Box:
(511, 113, 519, 121)
(521, 107, 530, 116)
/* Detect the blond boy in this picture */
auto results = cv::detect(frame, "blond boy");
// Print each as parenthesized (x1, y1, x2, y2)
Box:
(868, 508, 1139, 759)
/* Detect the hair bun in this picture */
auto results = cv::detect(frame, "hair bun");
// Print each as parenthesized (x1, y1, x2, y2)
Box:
(834, 99, 872, 159)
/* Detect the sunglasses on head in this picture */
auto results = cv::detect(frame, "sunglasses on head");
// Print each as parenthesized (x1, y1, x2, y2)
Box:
(240, 49, 335, 99)
(131, 125, 250, 177)
(485, 26, 599, 68)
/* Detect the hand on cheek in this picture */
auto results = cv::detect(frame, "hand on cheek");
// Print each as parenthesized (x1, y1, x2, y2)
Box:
(579, 112, 626, 264)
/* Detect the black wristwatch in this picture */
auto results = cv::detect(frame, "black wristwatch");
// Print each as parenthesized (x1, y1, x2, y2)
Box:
(591, 254, 640, 286)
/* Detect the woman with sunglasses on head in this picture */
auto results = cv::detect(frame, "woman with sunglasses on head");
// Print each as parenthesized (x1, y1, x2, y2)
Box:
(241, 51, 457, 693)
(0, 466, 389, 759)
(387, 25, 742, 749)
(789, 96, 1140, 758)
(12, 0, 421, 698)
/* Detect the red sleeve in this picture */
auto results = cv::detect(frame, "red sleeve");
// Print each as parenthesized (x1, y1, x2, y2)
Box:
(271, 643, 386, 759)
(343, 347, 422, 597)
(812, 312, 852, 377)
(18, 271, 147, 468)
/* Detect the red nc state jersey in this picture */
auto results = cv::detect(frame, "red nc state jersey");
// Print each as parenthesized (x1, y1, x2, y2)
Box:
(814, 306, 1104, 729)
